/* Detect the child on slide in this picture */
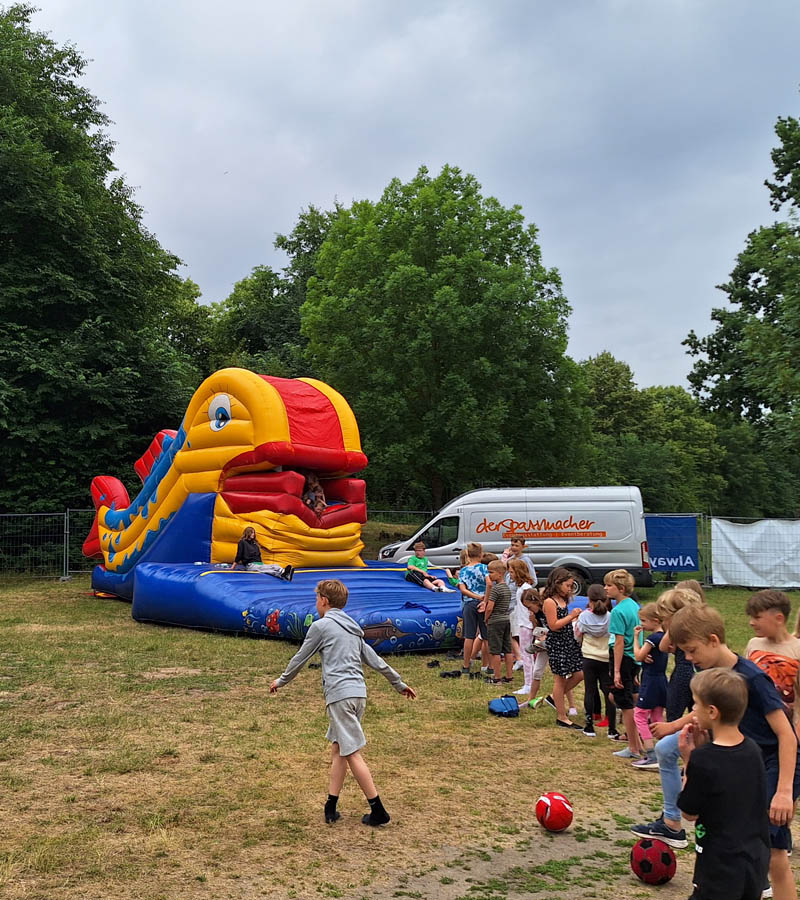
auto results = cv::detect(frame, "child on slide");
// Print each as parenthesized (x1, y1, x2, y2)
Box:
(271, 579, 416, 825)
(405, 541, 452, 592)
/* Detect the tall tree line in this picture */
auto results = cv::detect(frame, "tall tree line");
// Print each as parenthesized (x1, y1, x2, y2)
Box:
(2, 4, 799, 515)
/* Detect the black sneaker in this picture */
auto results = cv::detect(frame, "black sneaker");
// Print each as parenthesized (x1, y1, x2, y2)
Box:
(543, 694, 556, 709)
(629, 818, 688, 849)
(581, 727, 596, 738)
(362, 811, 390, 827)
(282, 564, 294, 582)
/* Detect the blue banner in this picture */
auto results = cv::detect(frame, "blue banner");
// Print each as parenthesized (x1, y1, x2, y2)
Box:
(645, 515, 699, 571)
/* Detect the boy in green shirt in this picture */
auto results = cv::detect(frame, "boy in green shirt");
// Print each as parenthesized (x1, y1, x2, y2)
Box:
(405, 541, 452, 592)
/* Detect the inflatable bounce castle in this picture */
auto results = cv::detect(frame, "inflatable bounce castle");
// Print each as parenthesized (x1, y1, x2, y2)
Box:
(83, 368, 462, 653)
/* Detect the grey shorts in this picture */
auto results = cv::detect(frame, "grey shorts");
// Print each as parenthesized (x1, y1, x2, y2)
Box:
(325, 697, 367, 757)
(487, 619, 512, 656)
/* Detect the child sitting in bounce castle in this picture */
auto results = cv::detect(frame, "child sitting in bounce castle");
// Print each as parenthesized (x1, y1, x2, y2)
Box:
(234, 527, 294, 581)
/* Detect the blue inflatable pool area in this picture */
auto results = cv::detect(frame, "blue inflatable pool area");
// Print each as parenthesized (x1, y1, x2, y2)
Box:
(126, 561, 464, 654)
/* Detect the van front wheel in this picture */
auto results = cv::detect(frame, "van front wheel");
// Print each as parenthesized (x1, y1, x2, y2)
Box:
(566, 568, 588, 596)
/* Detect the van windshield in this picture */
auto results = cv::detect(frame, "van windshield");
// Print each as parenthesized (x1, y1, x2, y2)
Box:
(417, 516, 459, 549)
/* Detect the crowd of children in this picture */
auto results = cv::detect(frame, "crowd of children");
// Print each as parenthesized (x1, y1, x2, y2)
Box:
(268, 538, 799, 900)
(435, 540, 800, 900)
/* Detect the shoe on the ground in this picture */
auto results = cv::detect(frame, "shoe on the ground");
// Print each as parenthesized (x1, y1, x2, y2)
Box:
(613, 746, 641, 759)
(529, 696, 545, 708)
(629, 819, 688, 850)
(763, 884, 773, 898)
(362, 811, 391, 827)
(609, 732, 628, 742)
(594, 717, 609, 728)
(581, 727, 596, 738)
(556, 719, 582, 729)
(325, 810, 341, 824)
(513, 685, 532, 695)
(568, 707, 578, 717)
(501, 676, 514, 683)
(468, 671, 482, 680)
(631, 754, 659, 769)
(543, 694, 556, 709)
(426, 659, 441, 668)
(484, 677, 502, 684)
(512, 660, 524, 671)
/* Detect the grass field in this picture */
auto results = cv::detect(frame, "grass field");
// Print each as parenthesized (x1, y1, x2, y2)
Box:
(1, 576, 798, 900)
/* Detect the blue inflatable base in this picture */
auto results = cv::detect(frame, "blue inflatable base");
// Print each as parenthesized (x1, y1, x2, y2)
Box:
(127, 561, 466, 654)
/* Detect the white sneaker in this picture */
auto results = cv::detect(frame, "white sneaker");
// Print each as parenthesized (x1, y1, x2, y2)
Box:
(512, 660, 524, 671)
(441, 586, 456, 592)
(568, 707, 578, 717)
(513, 685, 531, 695)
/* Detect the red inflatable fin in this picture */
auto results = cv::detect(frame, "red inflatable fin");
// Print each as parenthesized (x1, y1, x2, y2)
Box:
(133, 430, 178, 483)
(82, 475, 131, 559)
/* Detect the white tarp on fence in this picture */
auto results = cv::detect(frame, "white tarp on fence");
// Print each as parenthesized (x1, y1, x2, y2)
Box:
(712, 518, 800, 588)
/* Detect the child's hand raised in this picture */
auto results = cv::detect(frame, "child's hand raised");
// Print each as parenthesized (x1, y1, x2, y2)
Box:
(633, 625, 643, 636)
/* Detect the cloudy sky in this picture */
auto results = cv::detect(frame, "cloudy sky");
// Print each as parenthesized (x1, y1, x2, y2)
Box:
(34, 1, 800, 388)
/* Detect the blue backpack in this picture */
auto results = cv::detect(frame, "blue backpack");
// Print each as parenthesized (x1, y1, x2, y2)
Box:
(488, 695, 520, 717)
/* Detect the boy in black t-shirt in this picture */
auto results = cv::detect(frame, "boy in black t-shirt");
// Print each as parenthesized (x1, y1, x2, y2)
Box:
(678, 667, 770, 900)
(631, 604, 799, 900)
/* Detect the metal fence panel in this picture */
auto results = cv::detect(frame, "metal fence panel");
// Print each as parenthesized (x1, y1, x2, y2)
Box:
(0, 513, 66, 576)
(67, 509, 97, 575)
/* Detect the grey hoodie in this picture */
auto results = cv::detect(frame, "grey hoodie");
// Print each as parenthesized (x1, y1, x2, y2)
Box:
(275, 608, 408, 705)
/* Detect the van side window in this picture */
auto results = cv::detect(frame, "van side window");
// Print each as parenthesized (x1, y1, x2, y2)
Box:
(419, 516, 459, 549)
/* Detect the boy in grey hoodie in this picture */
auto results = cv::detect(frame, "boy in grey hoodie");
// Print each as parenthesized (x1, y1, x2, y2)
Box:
(270, 579, 416, 826)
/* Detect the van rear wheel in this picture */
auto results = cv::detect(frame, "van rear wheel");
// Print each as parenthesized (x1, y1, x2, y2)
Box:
(566, 568, 588, 596)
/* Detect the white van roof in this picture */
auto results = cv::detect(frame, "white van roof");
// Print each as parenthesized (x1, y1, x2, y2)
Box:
(437, 486, 642, 515)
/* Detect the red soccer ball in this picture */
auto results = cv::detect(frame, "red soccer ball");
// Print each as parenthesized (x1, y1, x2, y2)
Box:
(535, 791, 573, 832)
(630, 838, 677, 885)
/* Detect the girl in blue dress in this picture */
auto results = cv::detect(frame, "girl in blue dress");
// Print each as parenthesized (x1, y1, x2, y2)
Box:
(630, 602, 668, 769)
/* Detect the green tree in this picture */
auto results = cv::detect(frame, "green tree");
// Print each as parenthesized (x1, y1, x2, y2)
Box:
(211, 265, 305, 376)
(302, 165, 581, 508)
(684, 103, 800, 515)
(0, 4, 197, 510)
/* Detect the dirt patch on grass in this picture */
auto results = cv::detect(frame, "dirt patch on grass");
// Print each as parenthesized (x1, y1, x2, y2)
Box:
(141, 667, 205, 679)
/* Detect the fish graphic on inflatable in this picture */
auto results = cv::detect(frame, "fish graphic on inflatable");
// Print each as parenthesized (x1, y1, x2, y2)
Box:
(82, 367, 466, 652)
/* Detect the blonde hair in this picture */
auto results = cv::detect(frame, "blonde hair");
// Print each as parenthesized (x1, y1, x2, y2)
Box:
(508, 558, 530, 587)
(459, 548, 470, 567)
(487, 559, 506, 576)
(638, 602, 662, 624)
(670, 603, 725, 647)
(655, 587, 704, 623)
(690, 667, 747, 725)
(603, 569, 634, 595)
(466, 542, 482, 561)
(680, 579, 706, 602)
(316, 579, 348, 609)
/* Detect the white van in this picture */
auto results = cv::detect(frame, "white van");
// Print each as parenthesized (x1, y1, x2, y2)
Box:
(378, 486, 652, 591)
